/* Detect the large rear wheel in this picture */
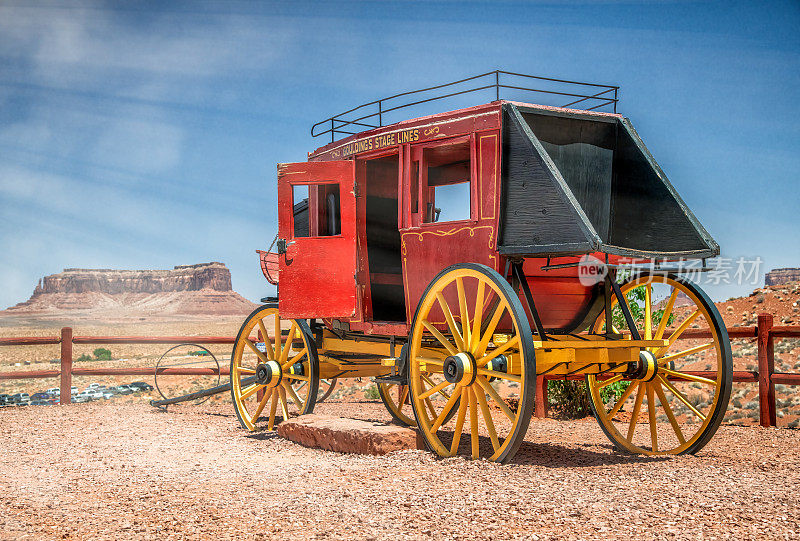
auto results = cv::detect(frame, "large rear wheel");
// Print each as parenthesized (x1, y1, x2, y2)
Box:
(586, 272, 732, 455)
(408, 264, 536, 463)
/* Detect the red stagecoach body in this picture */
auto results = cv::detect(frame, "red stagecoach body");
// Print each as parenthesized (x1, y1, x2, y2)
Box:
(262, 100, 717, 337)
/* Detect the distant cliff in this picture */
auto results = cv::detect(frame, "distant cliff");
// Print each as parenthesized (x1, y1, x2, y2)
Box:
(31, 263, 232, 296)
(3, 262, 256, 318)
(765, 268, 800, 286)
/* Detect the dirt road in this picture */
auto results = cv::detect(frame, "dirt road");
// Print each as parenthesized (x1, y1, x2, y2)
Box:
(1, 400, 798, 540)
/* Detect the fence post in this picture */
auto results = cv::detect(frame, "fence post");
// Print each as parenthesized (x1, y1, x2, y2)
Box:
(59, 327, 73, 405)
(535, 375, 548, 418)
(757, 313, 776, 427)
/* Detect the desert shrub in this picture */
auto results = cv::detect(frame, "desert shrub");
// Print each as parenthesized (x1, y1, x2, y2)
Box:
(546, 379, 630, 420)
(76, 354, 93, 363)
(93, 348, 112, 361)
(745, 400, 758, 410)
(732, 398, 743, 408)
(364, 384, 379, 400)
(548, 380, 591, 419)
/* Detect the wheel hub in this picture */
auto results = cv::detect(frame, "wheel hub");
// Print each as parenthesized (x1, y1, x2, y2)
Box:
(255, 360, 283, 388)
(443, 352, 476, 386)
(624, 350, 659, 382)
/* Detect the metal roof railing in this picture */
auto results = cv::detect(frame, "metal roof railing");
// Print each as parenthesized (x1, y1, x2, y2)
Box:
(310, 70, 619, 143)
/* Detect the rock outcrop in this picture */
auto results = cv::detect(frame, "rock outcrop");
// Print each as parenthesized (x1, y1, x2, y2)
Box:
(3, 262, 257, 318)
(765, 268, 800, 286)
(31, 262, 232, 295)
(276, 414, 423, 455)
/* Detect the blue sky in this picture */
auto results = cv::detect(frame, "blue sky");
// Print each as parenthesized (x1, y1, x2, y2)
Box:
(0, 0, 798, 308)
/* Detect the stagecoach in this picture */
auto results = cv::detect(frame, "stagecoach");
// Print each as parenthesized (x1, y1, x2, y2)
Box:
(230, 71, 732, 463)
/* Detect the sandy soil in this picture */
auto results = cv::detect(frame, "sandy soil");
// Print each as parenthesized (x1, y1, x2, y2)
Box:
(1, 400, 799, 540)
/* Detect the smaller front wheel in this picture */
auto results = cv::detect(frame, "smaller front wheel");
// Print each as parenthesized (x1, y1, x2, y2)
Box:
(230, 305, 319, 431)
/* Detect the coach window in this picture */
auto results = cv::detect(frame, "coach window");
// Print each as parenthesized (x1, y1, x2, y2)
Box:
(419, 138, 471, 223)
(292, 183, 341, 237)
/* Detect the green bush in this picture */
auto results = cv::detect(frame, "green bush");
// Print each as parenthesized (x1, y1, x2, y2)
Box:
(548, 379, 631, 419)
(364, 384, 380, 400)
(93, 348, 112, 361)
(76, 354, 93, 363)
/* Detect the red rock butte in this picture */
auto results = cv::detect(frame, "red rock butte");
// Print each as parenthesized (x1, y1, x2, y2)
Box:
(3, 262, 257, 318)
(765, 268, 800, 286)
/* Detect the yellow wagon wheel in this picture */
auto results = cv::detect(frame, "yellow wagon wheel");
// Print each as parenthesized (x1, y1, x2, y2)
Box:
(408, 263, 536, 463)
(378, 382, 415, 426)
(230, 305, 319, 431)
(586, 272, 732, 455)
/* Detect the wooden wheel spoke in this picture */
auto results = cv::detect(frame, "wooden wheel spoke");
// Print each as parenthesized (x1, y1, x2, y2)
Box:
(657, 310, 700, 356)
(419, 380, 451, 401)
(274, 313, 282, 361)
(595, 374, 624, 391)
(654, 288, 678, 340)
(471, 280, 486, 351)
(644, 283, 652, 341)
(279, 322, 298, 364)
(243, 339, 270, 365)
(449, 388, 469, 456)
(654, 382, 685, 445)
(285, 373, 310, 382)
(421, 321, 458, 356)
(658, 375, 707, 421)
(421, 374, 451, 400)
(468, 388, 479, 459)
(424, 398, 437, 419)
(476, 368, 521, 383)
(257, 319, 275, 361)
(607, 380, 637, 418)
(660, 343, 715, 365)
(283, 381, 303, 409)
(475, 388, 500, 452)
(430, 385, 462, 432)
(282, 348, 308, 369)
(475, 376, 513, 421)
(646, 384, 658, 452)
(241, 383, 264, 400)
(475, 301, 508, 357)
(250, 391, 271, 422)
(476, 336, 520, 368)
(456, 277, 471, 349)
(236, 367, 256, 374)
(267, 388, 279, 431)
(626, 383, 644, 442)
(436, 292, 464, 351)
(660, 367, 717, 386)
(399, 385, 409, 406)
(279, 386, 289, 420)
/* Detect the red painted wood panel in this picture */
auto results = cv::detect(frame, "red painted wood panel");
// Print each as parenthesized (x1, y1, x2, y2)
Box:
(277, 161, 359, 319)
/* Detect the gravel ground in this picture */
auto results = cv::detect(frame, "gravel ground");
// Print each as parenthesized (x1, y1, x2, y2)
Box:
(2, 400, 799, 540)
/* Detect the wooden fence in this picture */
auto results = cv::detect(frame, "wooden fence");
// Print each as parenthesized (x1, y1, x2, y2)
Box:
(0, 314, 798, 427)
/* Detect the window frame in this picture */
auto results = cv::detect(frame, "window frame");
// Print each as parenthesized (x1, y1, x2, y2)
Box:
(407, 134, 477, 229)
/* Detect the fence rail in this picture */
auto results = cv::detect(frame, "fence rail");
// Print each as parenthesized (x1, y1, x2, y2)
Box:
(0, 328, 235, 405)
(0, 314, 798, 428)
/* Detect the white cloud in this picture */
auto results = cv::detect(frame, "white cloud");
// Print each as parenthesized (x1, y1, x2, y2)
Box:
(93, 118, 183, 174)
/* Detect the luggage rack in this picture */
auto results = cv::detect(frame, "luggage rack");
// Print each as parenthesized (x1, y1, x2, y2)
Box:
(311, 69, 620, 143)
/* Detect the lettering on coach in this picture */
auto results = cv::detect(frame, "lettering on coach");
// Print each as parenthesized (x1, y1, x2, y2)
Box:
(340, 128, 420, 157)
